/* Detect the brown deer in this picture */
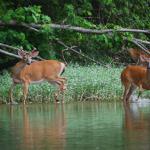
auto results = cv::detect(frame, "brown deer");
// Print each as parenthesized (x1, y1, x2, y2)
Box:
(9, 49, 67, 104)
(121, 55, 150, 102)
(128, 48, 150, 65)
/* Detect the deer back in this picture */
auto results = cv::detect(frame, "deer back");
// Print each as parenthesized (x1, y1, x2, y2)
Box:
(19, 60, 66, 83)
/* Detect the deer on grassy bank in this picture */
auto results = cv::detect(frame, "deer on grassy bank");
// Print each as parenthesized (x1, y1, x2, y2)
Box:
(128, 48, 150, 65)
(9, 49, 67, 104)
(121, 55, 150, 102)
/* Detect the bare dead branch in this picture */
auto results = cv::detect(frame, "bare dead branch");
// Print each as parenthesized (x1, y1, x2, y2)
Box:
(56, 39, 102, 65)
(21, 22, 39, 32)
(0, 20, 150, 63)
(0, 42, 44, 60)
(0, 20, 150, 35)
(50, 24, 150, 34)
(0, 48, 38, 62)
(0, 48, 21, 59)
(133, 38, 150, 45)
(0, 43, 20, 51)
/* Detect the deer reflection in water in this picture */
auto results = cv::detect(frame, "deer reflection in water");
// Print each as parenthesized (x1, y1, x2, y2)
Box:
(123, 102, 150, 150)
(9, 105, 66, 150)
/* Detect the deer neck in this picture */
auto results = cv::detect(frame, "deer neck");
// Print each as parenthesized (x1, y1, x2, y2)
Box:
(11, 60, 27, 77)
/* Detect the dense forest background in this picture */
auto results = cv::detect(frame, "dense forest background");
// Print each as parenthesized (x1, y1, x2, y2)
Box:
(0, 0, 150, 69)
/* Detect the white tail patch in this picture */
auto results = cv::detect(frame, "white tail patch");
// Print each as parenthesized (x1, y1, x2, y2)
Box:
(58, 63, 65, 76)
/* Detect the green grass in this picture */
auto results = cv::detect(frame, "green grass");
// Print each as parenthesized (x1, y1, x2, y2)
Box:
(0, 65, 149, 103)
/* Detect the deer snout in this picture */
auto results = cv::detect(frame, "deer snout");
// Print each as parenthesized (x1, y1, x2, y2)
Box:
(27, 61, 32, 65)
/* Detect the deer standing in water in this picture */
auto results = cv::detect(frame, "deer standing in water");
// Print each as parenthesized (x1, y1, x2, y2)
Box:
(9, 49, 67, 104)
(121, 55, 150, 102)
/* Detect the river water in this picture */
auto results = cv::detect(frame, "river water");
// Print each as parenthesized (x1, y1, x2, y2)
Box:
(0, 101, 150, 150)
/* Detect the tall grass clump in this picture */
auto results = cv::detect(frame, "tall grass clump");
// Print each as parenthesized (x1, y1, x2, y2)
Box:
(1, 64, 149, 103)
(65, 64, 123, 102)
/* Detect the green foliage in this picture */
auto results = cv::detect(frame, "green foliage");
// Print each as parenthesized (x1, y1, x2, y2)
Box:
(64, 4, 94, 28)
(1, 6, 51, 23)
(0, 1, 149, 67)
(0, 5, 53, 66)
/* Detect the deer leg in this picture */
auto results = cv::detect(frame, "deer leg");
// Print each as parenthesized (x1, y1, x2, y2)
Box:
(54, 89, 61, 103)
(58, 80, 66, 103)
(54, 76, 67, 89)
(123, 84, 131, 103)
(54, 80, 66, 103)
(56, 77, 67, 90)
(9, 83, 18, 104)
(126, 85, 136, 102)
(137, 85, 143, 101)
(22, 82, 29, 105)
(59, 77, 67, 82)
(9, 84, 14, 104)
(48, 80, 61, 103)
(49, 77, 67, 103)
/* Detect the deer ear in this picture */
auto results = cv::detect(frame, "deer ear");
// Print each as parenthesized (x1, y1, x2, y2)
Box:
(30, 49, 39, 58)
(18, 49, 26, 58)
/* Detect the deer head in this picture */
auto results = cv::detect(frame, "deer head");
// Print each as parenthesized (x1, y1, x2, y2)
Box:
(139, 55, 150, 69)
(18, 48, 39, 65)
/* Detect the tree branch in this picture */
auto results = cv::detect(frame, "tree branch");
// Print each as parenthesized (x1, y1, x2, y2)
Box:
(0, 48, 21, 59)
(0, 43, 20, 51)
(133, 38, 150, 45)
(0, 48, 39, 62)
(50, 24, 150, 34)
(21, 22, 40, 32)
(0, 20, 150, 63)
(56, 39, 102, 65)
(0, 42, 44, 60)
(0, 20, 150, 35)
